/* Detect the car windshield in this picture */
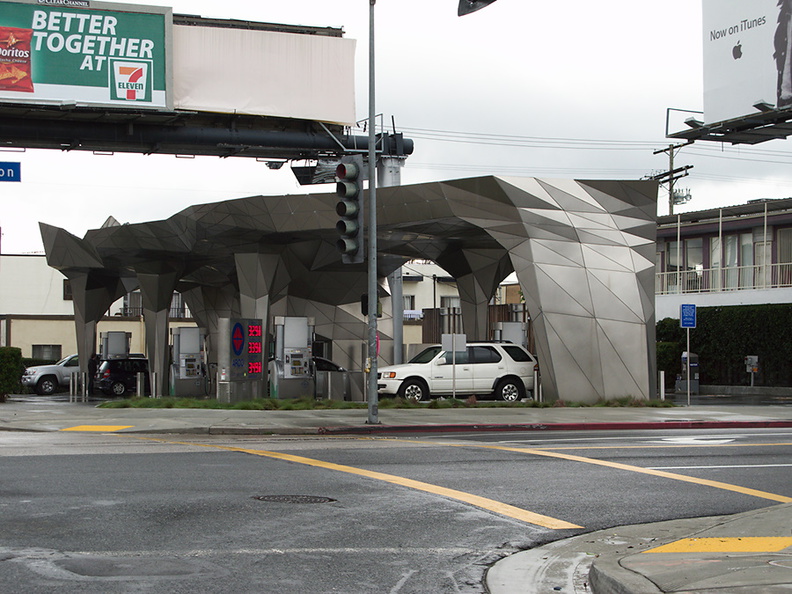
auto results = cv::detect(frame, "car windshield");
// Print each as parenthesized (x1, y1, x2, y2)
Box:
(408, 346, 442, 364)
(56, 356, 75, 366)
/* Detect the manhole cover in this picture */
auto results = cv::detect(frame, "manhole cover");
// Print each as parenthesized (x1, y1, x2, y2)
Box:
(252, 495, 336, 504)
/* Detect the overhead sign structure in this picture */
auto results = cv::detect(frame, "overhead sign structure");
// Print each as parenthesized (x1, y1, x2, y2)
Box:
(0, 0, 172, 109)
(0, 161, 20, 181)
(702, 0, 780, 125)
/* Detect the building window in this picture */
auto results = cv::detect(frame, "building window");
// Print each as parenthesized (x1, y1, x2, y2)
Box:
(32, 345, 62, 361)
(440, 296, 461, 309)
(685, 238, 703, 291)
(403, 295, 415, 311)
(778, 228, 792, 286)
(63, 279, 72, 301)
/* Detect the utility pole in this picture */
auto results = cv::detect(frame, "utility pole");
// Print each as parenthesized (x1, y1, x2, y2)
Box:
(652, 141, 694, 215)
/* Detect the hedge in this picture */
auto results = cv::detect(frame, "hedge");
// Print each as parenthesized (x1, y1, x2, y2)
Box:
(0, 347, 24, 400)
(658, 303, 792, 387)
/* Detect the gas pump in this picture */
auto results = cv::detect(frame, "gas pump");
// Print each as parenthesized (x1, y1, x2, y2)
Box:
(269, 316, 315, 399)
(171, 327, 207, 396)
(216, 318, 265, 403)
(493, 321, 528, 349)
(100, 331, 131, 359)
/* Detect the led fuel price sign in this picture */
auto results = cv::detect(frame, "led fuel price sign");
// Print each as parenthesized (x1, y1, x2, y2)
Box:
(227, 318, 263, 381)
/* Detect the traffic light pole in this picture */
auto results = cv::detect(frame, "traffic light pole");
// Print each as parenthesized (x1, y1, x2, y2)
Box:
(366, 0, 379, 425)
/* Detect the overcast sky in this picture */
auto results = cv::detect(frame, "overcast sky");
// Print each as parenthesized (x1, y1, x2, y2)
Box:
(3, 0, 791, 254)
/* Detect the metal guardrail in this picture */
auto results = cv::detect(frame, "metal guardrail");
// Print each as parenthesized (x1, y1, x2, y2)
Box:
(656, 263, 792, 295)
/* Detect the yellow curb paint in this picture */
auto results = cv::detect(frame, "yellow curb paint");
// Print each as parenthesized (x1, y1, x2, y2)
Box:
(644, 537, 792, 554)
(61, 425, 134, 432)
(130, 436, 581, 530)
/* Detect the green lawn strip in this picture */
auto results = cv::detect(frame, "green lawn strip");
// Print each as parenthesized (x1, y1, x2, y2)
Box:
(98, 396, 674, 410)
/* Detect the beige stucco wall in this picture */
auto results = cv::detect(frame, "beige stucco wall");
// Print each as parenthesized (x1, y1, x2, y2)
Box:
(5, 316, 197, 358)
(0, 254, 125, 316)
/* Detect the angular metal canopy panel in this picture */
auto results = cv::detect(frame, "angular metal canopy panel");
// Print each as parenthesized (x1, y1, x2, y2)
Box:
(42, 176, 657, 403)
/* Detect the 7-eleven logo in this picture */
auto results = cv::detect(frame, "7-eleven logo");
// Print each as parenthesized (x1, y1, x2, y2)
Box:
(110, 60, 150, 102)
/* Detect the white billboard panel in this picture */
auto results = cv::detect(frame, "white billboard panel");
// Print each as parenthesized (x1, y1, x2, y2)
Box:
(0, 0, 172, 109)
(172, 25, 356, 126)
(0, 2, 356, 126)
(703, 0, 781, 124)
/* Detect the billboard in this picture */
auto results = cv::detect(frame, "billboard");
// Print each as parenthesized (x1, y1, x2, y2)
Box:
(0, 3, 356, 126)
(702, 0, 787, 124)
(172, 25, 356, 126)
(0, 0, 172, 109)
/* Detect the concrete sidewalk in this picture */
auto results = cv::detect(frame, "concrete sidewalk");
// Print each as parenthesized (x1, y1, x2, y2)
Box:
(2, 395, 791, 593)
(487, 503, 792, 594)
(1, 395, 791, 435)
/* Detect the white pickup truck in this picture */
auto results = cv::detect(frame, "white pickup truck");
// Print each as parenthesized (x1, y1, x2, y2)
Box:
(21, 354, 80, 395)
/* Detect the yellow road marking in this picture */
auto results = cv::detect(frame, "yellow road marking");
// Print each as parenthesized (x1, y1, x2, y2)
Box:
(61, 425, 134, 432)
(645, 537, 792, 554)
(391, 439, 792, 504)
(478, 445, 792, 504)
(130, 436, 581, 530)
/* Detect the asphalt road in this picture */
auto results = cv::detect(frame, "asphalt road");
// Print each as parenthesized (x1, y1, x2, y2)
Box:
(1, 428, 789, 593)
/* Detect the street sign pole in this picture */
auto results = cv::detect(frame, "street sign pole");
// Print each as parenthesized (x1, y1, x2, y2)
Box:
(686, 327, 691, 406)
(366, 0, 379, 425)
(680, 304, 697, 407)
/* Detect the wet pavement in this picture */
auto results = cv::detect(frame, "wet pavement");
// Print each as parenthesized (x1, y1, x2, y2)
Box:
(1, 393, 791, 593)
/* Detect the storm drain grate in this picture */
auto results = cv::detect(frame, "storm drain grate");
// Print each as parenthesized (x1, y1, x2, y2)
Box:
(253, 495, 337, 504)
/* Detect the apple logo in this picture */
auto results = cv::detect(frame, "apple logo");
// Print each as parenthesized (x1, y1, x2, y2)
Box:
(733, 41, 743, 60)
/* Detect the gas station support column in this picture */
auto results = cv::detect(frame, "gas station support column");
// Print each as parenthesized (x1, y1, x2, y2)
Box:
(380, 155, 406, 363)
(136, 266, 182, 397)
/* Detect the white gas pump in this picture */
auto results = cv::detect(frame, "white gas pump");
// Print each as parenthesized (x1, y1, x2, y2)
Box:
(171, 327, 207, 396)
(100, 331, 131, 359)
(270, 316, 315, 399)
(493, 321, 528, 348)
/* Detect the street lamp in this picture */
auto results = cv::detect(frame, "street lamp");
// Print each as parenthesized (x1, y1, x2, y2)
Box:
(365, 0, 499, 425)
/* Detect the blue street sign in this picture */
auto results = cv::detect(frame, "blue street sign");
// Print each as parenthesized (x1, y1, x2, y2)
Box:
(0, 162, 21, 182)
(680, 303, 697, 328)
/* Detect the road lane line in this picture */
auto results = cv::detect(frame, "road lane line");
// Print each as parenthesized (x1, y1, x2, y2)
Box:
(472, 444, 792, 504)
(129, 436, 582, 530)
(387, 439, 792, 504)
(649, 464, 792, 470)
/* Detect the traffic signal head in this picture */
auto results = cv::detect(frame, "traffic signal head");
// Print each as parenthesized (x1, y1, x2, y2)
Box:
(335, 156, 365, 264)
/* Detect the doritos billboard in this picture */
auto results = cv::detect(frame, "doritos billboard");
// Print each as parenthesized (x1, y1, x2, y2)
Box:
(0, 0, 171, 108)
(0, 1, 356, 125)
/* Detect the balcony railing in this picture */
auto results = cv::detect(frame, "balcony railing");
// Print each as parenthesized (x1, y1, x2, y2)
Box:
(119, 306, 191, 319)
(656, 262, 792, 295)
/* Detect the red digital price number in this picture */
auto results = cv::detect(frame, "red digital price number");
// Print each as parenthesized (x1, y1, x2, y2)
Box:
(248, 342, 262, 354)
(248, 324, 262, 338)
(248, 361, 263, 374)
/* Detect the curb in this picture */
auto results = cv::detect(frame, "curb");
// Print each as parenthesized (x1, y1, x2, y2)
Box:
(588, 557, 664, 594)
(316, 419, 792, 435)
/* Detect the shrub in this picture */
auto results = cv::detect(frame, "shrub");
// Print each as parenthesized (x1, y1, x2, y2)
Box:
(0, 347, 24, 401)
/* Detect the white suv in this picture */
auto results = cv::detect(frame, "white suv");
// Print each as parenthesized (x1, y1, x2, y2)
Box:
(377, 342, 538, 402)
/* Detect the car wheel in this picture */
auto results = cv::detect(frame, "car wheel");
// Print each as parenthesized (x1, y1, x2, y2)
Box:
(36, 376, 58, 395)
(111, 382, 127, 397)
(494, 377, 525, 402)
(398, 379, 429, 402)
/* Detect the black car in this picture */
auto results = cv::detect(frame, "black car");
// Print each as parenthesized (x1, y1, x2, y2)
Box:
(96, 357, 150, 396)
